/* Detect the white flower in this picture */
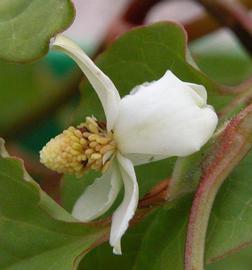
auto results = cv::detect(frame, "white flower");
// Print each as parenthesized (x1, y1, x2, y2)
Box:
(42, 34, 218, 255)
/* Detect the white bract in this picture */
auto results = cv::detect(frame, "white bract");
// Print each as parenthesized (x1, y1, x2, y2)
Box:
(50, 34, 218, 254)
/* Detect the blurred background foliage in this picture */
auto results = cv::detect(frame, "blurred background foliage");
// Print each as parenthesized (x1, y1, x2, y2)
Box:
(2, 0, 252, 159)
(1, 0, 252, 269)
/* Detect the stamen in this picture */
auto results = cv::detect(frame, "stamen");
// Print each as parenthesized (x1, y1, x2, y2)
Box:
(40, 116, 116, 176)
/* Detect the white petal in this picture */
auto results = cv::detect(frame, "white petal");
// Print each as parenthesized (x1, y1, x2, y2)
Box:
(186, 48, 200, 70)
(114, 70, 218, 158)
(72, 161, 122, 222)
(110, 153, 139, 255)
(185, 82, 207, 103)
(52, 34, 121, 131)
(124, 153, 167, 166)
(127, 71, 206, 107)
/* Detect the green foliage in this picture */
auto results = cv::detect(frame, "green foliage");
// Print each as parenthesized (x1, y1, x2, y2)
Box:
(70, 23, 252, 269)
(2, 21, 252, 270)
(80, 196, 191, 270)
(207, 247, 252, 270)
(0, 59, 80, 136)
(78, 149, 252, 270)
(0, 0, 75, 62)
(0, 139, 106, 270)
(194, 54, 252, 86)
(206, 150, 252, 262)
(190, 33, 252, 86)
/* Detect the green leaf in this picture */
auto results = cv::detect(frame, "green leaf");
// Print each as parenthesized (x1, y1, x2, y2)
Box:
(0, 0, 75, 62)
(79, 196, 192, 270)
(206, 149, 252, 263)
(0, 138, 107, 270)
(207, 246, 252, 270)
(193, 53, 252, 86)
(190, 34, 252, 86)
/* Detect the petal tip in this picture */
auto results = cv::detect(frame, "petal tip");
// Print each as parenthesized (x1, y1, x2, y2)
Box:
(112, 243, 122, 255)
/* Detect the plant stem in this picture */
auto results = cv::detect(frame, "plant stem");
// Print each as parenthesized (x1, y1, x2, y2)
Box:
(185, 104, 252, 270)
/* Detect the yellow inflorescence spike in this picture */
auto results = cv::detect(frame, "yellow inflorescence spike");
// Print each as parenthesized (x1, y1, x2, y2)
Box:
(40, 117, 115, 176)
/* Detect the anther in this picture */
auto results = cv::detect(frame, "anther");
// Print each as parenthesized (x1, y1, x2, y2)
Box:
(40, 116, 116, 176)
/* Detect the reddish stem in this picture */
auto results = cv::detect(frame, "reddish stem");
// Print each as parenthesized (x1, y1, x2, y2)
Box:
(185, 104, 252, 270)
(196, 0, 252, 54)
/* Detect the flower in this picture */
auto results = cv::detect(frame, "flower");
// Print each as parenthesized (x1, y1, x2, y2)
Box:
(40, 34, 218, 255)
